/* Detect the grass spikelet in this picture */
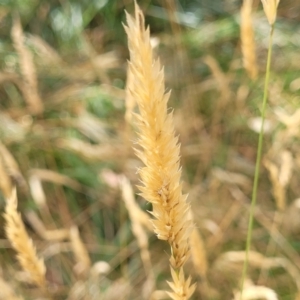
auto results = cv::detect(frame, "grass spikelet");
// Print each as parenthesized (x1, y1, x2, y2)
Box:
(4, 188, 46, 288)
(261, 0, 280, 25)
(69, 226, 91, 276)
(124, 2, 194, 298)
(240, 0, 258, 80)
(125, 64, 135, 125)
(11, 14, 43, 115)
(167, 268, 196, 300)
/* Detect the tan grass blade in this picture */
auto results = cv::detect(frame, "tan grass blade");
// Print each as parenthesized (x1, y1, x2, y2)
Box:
(29, 168, 83, 192)
(119, 175, 152, 231)
(69, 226, 92, 276)
(189, 227, 208, 279)
(0, 151, 12, 199)
(212, 167, 251, 190)
(25, 210, 69, 241)
(203, 55, 231, 103)
(264, 159, 286, 211)
(215, 250, 300, 292)
(4, 188, 46, 288)
(11, 14, 43, 115)
(0, 142, 26, 190)
(27, 34, 63, 65)
(125, 3, 194, 298)
(57, 138, 123, 161)
(240, 0, 258, 80)
(264, 150, 292, 212)
(278, 150, 293, 187)
(120, 176, 154, 296)
(28, 174, 47, 208)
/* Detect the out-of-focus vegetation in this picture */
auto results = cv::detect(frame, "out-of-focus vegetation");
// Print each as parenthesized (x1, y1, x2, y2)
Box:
(1, 0, 300, 299)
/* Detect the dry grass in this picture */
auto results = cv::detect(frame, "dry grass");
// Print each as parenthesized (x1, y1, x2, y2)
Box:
(261, 0, 281, 25)
(120, 176, 155, 297)
(0, 1, 299, 299)
(240, 0, 258, 80)
(69, 226, 91, 276)
(4, 188, 46, 288)
(11, 14, 43, 115)
(124, 3, 195, 298)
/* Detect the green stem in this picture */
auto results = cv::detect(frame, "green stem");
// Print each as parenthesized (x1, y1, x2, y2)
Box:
(240, 24, 275, 298)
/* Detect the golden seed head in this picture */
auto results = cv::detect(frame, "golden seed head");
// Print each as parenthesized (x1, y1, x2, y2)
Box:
(261, 0, 280, 25)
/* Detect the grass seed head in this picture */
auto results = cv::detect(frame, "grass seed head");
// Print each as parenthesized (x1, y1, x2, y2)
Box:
(261, 0, 280, 25)
(4, 188, 46, 288)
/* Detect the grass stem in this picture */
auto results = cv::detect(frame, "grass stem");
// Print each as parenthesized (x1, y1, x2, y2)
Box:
(240, 24, 275, 298)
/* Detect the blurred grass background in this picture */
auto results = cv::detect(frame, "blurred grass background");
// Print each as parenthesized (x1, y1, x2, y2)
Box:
(1, 0, 300, 299)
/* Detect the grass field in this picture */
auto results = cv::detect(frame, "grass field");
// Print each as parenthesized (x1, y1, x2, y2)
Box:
(1, 0, 300, 299)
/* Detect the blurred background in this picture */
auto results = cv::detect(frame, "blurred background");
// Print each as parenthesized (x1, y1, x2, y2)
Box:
(1, 0, 300, 299)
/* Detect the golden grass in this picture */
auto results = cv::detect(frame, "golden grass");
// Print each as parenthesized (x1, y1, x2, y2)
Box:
(240, 0, 258, 80)
(261, 0, 280, 25)
(11, 14, 43, 115)
(4, 188, 46, 288)
(120, 175, 155, 297)
(189, 227, 207, 280)
(1, 1, 298, 299)
(0, 150, 12, 199)
(0, 142, 26, 189)
(70, 226, 92, 276)
(124, 3, 195, 298)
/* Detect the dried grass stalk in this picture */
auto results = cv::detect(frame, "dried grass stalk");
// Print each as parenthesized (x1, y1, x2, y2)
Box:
(203, 55, 231, 103)
(4, 188, 46, 288)
(125, 3, 195, 298)
(264, 159, 286, 211)
(119, 175, 152, 231)
(11, 14, 43, 115)
(69, 226, 91, 276)
(278, 150, 293, 187)
(120, 176, 154, 296)
(261, 0, 280, 25)
(25, 210, 69, 241)
(189, 227, 207, 279)
(0, 153, 12, 199)
(240, 0, 258, 80)
(215, 250, 300, 291)
(0, 142, 26, 189)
